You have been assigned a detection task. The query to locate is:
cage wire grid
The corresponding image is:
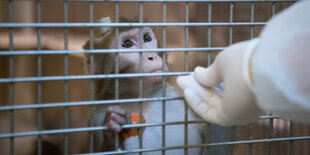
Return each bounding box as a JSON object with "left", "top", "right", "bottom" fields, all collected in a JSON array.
[{"left": 1, "top": 0, "right": 309, "bottom": 155}]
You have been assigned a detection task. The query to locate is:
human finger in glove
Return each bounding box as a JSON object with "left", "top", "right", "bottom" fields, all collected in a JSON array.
[{"left": 177, "top": 39, "right": 262, "bottom": 126}]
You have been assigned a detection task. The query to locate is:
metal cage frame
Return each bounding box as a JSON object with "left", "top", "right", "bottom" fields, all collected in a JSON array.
[{"left": 1, "top": 0, "right": 310, "bottom": 155}]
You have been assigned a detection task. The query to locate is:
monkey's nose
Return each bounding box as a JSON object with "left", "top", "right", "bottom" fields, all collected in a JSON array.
[
  {"left": 148, "top": 56, "right": 154, "bottom": 61},
  {"left": 147, "top": 55, "right": 157, "bottom": 61}
]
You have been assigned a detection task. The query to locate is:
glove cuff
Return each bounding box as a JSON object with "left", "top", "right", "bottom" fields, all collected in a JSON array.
[{"left": 243, "top": 38, "right": 260, "bottom": 92}]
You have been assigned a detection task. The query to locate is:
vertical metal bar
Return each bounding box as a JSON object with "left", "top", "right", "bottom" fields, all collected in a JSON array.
[
  {"left": 8, "top": 1, "right": 15, "bottom": 155},
  {"left": 114, "top": 2, "right": 120, "bottom": 103},
  {"left": 290, "top": 121, "right": 294, "bottom": 155},
  {"left": 229, "top": 3, "right": 233, "bottom": 45},
  {"left": 139, "top": 3, "right": 144, "bottom": 154},
  {"left": 272, "top": 2, "right": 276, "bottom": 16},
  {"left": 184, "top": 2, "right": 189, "bottom": 72},
  {"left": 269, "top": 4, "right": 276, "bottom": 155},
  {"left": 250, "top": 2, "right": 254, "bottom": 39},
  {"left": 228, "top": 3, "right": 234, "bottom": 155},
  {"left": 248, "top": 124, "right": 253, "bottom": 155},
  {"left": 269, "top": 114, "right": 274, "bottom": 155},
  {"left": 114, "top": 2, "right": 120, "bottom": 151},
  {"left": 207, "top": 3, "right": 212, "bottom": 66},
  {"left": 248, "top": 3, "right": 255, "bottom": 155},
  {"left": 89, "top": 1, "right": 95, "bottom": 153},
  {"left": 206, "top": 3, "right": 212, "bottom": 154},
  {"left": 36, "top": 0, "right": 42, "bottom": 155},
  {"left": 184, "top": 2, "right": 189, "bottom": 155},
  {"left": 161, "top": 2, "right": 167, "bottom": 155},
  {"left": 64, "top": 0, "right": 69, "bottom": 154}
]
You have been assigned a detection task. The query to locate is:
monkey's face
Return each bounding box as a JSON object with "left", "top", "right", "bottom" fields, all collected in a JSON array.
[{"left": 110, "top": 27, "right": 165, "bottom": 84}]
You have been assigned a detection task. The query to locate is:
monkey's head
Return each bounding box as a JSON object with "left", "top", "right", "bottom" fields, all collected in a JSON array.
[{"left": 83, "top": 18, "right": 168, "bottom": 98}]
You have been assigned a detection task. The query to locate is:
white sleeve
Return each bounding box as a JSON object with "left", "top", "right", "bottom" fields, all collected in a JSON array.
[{"left": 251, "top": 1, "right": 310, "bottom": 123}]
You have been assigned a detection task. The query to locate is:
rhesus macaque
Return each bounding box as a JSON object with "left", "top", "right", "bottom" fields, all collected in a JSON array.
[{"left": 83, "top": 18, "right": 204, "bottom": 154}]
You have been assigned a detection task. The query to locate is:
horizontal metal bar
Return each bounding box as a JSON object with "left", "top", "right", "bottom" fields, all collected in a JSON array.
[
  {"left": 0, "top": 22, "right": 266, "bottom": 28},
  {"left": 259, "top": 115, "right": 281, "bottom": 119},
  {"left": 0, "top": 72, "right": 190, "bottom": 83},
  {"left": 9, "top": 0, "right": 297, "bottom": 2},
  {"left": 0, "top": 47, "right": 224, "bottom": 56},
  {"left": 1, "top": 118, "right": 308, "bottom": 147},
  {"left": 0, "top": 96, "right": 184, "bottom": 110},
  {"left": 79, "top": 136, "right": 310, "bottom": 155},
  {"left": 0, "top": 120, "right": 203, "bottom": 138}
]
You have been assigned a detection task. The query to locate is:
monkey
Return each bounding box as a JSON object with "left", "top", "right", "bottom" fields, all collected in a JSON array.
[{"left": 83, "top": 18, "right": 205, "bottom": 154}]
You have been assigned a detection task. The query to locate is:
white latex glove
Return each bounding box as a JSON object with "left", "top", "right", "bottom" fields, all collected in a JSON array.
[
  {"left": 250, "top": 1, "right": 310, "bottom": 123},
  {"left": 177, "top": 39, "right": 263, "bottom": 126}
]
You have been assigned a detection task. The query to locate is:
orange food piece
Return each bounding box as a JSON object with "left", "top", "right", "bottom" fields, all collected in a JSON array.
[{"left": 121, "top": 114, "right": 146, "bottom": 139}]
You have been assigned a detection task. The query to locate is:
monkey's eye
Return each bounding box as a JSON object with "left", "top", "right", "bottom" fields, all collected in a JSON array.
[
  {"left": 122, "top": 39, "right": 133, "bottom": 48},
  {"left": 143, "top": 33, "right": 152, "bottom": 42}
]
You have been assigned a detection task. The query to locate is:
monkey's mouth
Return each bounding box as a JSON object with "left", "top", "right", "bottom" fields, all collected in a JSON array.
[{"left": 150, "top": 69, "right": 163, "bottom": 73}]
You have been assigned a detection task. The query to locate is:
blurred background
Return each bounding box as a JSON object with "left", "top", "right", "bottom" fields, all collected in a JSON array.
[{"left": 1, "top": 1, "right": 309, "bottom": 155}]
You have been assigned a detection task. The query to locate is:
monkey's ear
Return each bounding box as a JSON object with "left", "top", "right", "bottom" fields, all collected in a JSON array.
[{"left": 83, "top": 37, "right": 103, "bottom": 50}]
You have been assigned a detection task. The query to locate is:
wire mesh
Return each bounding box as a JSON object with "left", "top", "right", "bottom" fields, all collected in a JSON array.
[{"left": 1, "top": 0, "right": 309, "bottom": 155}]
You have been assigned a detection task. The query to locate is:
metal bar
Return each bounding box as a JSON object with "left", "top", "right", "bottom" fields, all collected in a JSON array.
[
  {"left": 205, "top": 3, "right": 213, "bottom": 154},
  {"left": 249, "top": 3, "right": 255, "bottom": 155},
  {"left": 64, "top": 1, "right": 69, "bottom": 154},
  {"left": 229, "top": 2, "right": 233, "bottom": 45},
  {"left": 184, "top": 2, "right": 189, "bottom": 155},
  {"left": 207, "top": 3, "right": 212, "bottom": 66},
  {"left": 269, "top": 114, "right": 274, "bottom": 155},
  {"left": 290, "top": 121, "right": 294, "bottom": 155},
  {"left": 77, "top": 136, "right": 310, "bottom": 155},
  {"left": 113, "top": 1, "right": 121, "bottom": 152},
  {"left": 114, "top": 2, "right": 120, "bottom": 105},
  {"left": 250, "top": 2, "right": 255, "bottom": 38},
  {"left": 0, "top": 120, "right": 212, "bottom": 138},
  {"left": 248, "top": 124, "right": 253, "bottom": 155},
  {"left": 272, "top": 1, "right": 276, "bottom": 16},
  {"left": 0, "top": 96, "right": 184, "bottom": 111},
  {"left": 112, "top": 2, "right": 121, "bottom": 151},
  {"left": 269, "top": 4, "right": 276, "bottom": 155},
  {"left": 9, "top": 0, "right": 297, "bottom": 2},
  {"left": 36, "top": 1, "right": 42, "bottom": 154},
  {"left": 1, "top": 130, "right": 309, "bottom": 154},
  {"left": 88, "top": 1, "right": 95, "bottom": 153},
  {"left": 138, "top": 3, "right": 144, "bottom": 154},
  {"left": 8, "top": 0, "right": 15, "bottom": 154},
  {"left": 0, "top": 72, "right": 192, "bottom": 83},
  {"left": 2, "top": 98, "right": 191, "bottom": 117},
  {"left": 3, "top": 119, "right": 308, "bottom": 143},
  {"left": 0, "top": 22, "right": 267, "bottom": 28},
  {"left": 161, "top": 2, "right": 167, "bottom": 155},
  {"left": 227, "top": 3, "right": 234, "bottom": 155},
  {"left": 0, "top": 47, "right": 225, "bottom": 56}
]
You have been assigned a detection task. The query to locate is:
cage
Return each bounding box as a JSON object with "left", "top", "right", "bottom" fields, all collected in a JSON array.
[{"left": 0, "top": 0, "right": 310, "bottom": 155}]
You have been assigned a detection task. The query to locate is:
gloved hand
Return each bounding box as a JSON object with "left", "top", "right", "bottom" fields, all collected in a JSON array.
[{"left": 177, "top": 39, "right": 263, "bottom": 126}]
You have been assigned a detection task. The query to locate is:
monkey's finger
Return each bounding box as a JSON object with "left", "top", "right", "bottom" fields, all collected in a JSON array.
[
  {"left": 110, "top": 112, "right": 128, "bottom": 125},
  {"left": 107, "top": 106, "right": 127, "bottom": 116},
  {"left": 194, "top": 65, "right": 223, "bottom": 88},
  {"left": 107, "top": 120, "right": 122, "bottom": 133},
  {"left": 184, "top": 88, "right": 222, "bottom": 124}
]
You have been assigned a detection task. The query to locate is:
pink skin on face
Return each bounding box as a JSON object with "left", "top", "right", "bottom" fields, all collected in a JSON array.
[{"left": 110, "top": 27, "right": 164, "bottom": 83}]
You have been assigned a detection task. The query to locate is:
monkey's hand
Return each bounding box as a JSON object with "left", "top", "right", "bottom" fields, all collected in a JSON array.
[
  {"left": 104, "top": 106, "right": 131, "bottom": 133},
  {"left": 177, "top": 39, "right": 263, "bottom": 126},
  {"left": 100, "top": 106, "right": 131, "bottom": 151}
]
